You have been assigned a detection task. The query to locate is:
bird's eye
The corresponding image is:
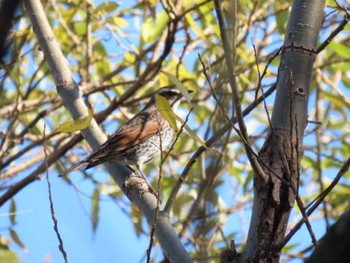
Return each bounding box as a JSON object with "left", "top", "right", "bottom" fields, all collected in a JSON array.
[{"left": 164, "top": 91, "right": 179, "bottom": 97}]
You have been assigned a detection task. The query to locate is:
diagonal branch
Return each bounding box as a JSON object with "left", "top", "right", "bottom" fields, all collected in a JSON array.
[
  {"left": 214, "top": 0, "right": 266, "bottom": 183},
  {"left": 22, "top": 0, "right": 192, "bottom": 262}
]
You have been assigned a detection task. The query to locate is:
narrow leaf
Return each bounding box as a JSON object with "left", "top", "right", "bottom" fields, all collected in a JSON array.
[
  {"left": 105, "top": 16, "right": 128, "bottom": 28},
  {"left": 160, "top": 71, "right": 192, "bottom": 103},
  {"left": 131, "top": 203, "right": 142, "bottom": 236},
  {"left": 149, "top": 0, "right": 158, "bottom": 7},
  {"left": 175, "top": 115, "right": 208, "bottom": 150},
  {"left": 113, "top": 17, "right": 128, "bottom": 28},
  {"left": 10, "top": 230, "right": 28, "bottom": 252},
  {"left": 91, "top": 189, "right": 100, "bottom": 233},
  {"left": 166, "top": 107, "right": 208, "bottom": 150},
  {"left": 141, "top": 11, "right": 169, "bottom": 44},
  {"left": 54, "top": 104, "right": 93, "bottom": 133},
  {"left": 330, "top": 42, "right": 349, "bottom": 58},
  {"left": 95, "top": 2, "right": 119, "bottom": 15},
  {"left": 155, "top": 94, "right": 178, "bottom": 132},
  {"left": 185, "top": 14, "right": 206, "bottom": 40},
  {"left": 10, "top": 199, "right": 16, "bottom": 225}
]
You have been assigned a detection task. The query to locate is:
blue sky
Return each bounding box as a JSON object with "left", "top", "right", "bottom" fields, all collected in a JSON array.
[
  {"left": 1, "top": 0, "right": 348, "bottom": 262},
  {"left": 1, "top": 172, "right": 156, "bottom": 263}
]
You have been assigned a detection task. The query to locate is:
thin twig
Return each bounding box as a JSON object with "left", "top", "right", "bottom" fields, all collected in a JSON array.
[
  {"left": 163, "top": 108, "right": 193, "bottom": 215},
  {"left": 199, "top": 54, "right": 273, "bottom": 185},
  {"left": 162, "top": 108, "right": 193, "bottom": 164},
  {"left": 294, "top": 115, "right": 317, "bottom": 247},
  {"left": 163, "top": 84, "right": 277, "bottom": 215},
  {"left": 317, "top": 1, "right": 350, "bottom": 54},
  {"left": 146, "top": 107, "right": 164, "bottom": 263},
  {"left": 49, "top": 0, "right": 80, "bottom": 46},
  {"left": 295, "top": 195, "right": 317, "bottom": 247},
  {"left": 0, "top": 133, "right": 83, "bottom": 206},
  {"left": 279, "top": 157, "right": 350, "bottom": 249},
  {"left": 176, "top": 21, "right": 190, "bottom": 79},
  {"left": 214, "top": 0, "right": 266, "bottom": 183},
  {"left": 252, "top": 39, "right": 274, "bottom": 129},
  {"left": 43, "top": 125, "right": 69, "bottom": 263},
  {"left": 315, "top": 79, "right": 329, "bottom": 229}
]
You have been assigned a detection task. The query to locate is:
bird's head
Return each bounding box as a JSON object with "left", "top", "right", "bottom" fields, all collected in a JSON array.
[{"left": 155, "top": 85, "right": 192, "bottom": 107}]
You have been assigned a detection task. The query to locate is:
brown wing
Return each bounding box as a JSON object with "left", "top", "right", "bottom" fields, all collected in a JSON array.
[
  {"left": 107, "top": 119, "right": 164, "bottom": 151},
  {"left": 85, "top": 111, "right": 165, "bottom": 168}
]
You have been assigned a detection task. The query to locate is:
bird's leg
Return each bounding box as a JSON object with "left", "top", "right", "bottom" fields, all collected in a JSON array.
[{"left": 136, "top": 165, "right": 158, "bottom": 197}]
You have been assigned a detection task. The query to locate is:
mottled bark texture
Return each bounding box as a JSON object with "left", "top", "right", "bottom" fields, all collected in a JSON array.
[{"left": 240, "top": 1, "right": 325, "bottom": 262}]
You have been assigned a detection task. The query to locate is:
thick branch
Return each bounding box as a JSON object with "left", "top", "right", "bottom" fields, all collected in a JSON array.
[
  {"left": 306, "top": 209, "right": 350, "bottom": 263},
  {"left": 23, "top": 0, "right": 191, "bottom": 261}
]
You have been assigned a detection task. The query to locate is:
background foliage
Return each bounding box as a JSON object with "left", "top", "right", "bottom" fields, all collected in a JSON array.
[{"left": 0, "top": 0, "right": 349, "bottom": 262}]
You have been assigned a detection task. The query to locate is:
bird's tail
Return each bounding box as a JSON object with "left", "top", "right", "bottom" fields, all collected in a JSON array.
[{"left": 59, "top": 160, "right": 89, "bottom": 177}]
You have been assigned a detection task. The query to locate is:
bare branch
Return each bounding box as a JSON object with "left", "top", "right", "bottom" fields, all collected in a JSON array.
[
  {"left": 214, "top": 0, "right": 265, "bottom": 183},
  {"left": 43, "top": 125, "right": 69, "bottom": 263}
]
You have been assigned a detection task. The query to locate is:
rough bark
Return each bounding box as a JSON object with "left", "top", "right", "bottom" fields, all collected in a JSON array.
[{"left": 241, "top": 0, "right": 326, "bottom": 262}]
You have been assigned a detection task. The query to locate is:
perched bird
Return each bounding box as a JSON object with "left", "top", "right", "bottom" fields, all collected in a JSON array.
[{"left": 60, "top": 86, "right": 190, "bottom": 189}]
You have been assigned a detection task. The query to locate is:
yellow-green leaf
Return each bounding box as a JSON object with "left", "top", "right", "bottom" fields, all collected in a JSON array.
[
  {"left": 10, "top": 199, "right": 16, "bottom": 225},
  {"left": 325, "top": 0, "right": 337, "bottom": 7},
  {"left": 329, "top": 42, "right": 349, "bottom": 58},
  {"left": 155, "top": 94, "right": 178, "bottom": 132},
  {"left": 95, "top": 2, "right": 119, "bottom": 15},
  {"left": 185, "top": 14, "right": 206, "bottom": 40},
  {"left": 161, "top": 71, "right": 193, "bottom": 103},
  {"left": 149, "top": 0, "right": 158, "bottom": 7},
  {"left": 10, "top": 230, "right": 28, "bottom": 253},
  {"left": 131, "top": 203, "right": 142, "bottom": 236},
  {"left": 322, "top": 91, "right": 349, "bottom": 111},
  {"left": 113, "top": 17, "right": 128, "bottom": 28},
  {"left": 0, "top": 249, "right": 21, "bottom": 263},
  {"left": 105, "top": 16, "right": 128, "bottom": 28},
  {"left": 169, "top": 111, "right": 208, "bottom": 150},
  {"left": 141, "top": 11, "right": 169, "bottom": 44},
  {"left": 158, "top": 101, "right": 208, "bottom": 150},
  {"left": 54, "top": 104, "right": 93, "bottom": 133},
  {"left": 91, "top": 189, "right": 100, "bottom": 233}
]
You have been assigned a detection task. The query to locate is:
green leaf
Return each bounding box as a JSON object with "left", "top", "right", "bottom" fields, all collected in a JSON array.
[
  {"left": 173, "top": 194, "right": 194, "bottom": 219},
  {"left": 10, "top": 199, "right": 16, "bottom": 225},
  {"left": 322, "top": 91, "right": 349, "bottom": 112},
  {"left": 141, "top": 11, "right": 169, "bottom": 44},
  {"left": 94, "top": 41, "right": 108, "bottom": 57},
  {"left": 0, "top": 249, "right": 20, "bottom": 263},
  {"left": 10, "top": 230, "right": 28, "bottom": 252},
  {"left": 73, "top": 22, "right": 86, "bottom": 36},
  {"left": 161, "top": 71, "right": 193, "bottom": 103},
  {"left": 105, "top": 16, "right": 128, "bottom": 28},
  {"left": 130, "top": 203, "right": 142, "bottom": 236},
  {"left": 155, "top": 94, "right": 178, "bottom": 132},
  {"left": 113, "top": 17, "right": 128, "bottom": 28},
  {"left": 185, "top": 14, "right": 206, "bottom": 40},
  {"left": 95, "top": 2, "right": 119, "bottom": 15},
  {"left": 176, "top": 116, "right": 208, "bottom": 149},
  {"left": 54, "top": 104, "right": 93, "bottom": 133},
  {"left": 343, "top": 77, "right": 350, "bottom": 89},
  {"left": 276, "top": 10, "right": 288, "bottom": 35},
  {"left": 91, "top": 189, "right": 100, "bottom": 233},
  {"left": 325, "top": 0, "right": 337, "bottom": 7},
  {"left": 329, "top": 42, "right": 349, "bottom": 58},
  {"left": 165, "top": 107, "right": 209, "bottom": 150}
]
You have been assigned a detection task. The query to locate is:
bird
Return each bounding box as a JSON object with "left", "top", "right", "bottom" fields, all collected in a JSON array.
[{"left": 60, "top": 85, "right": 191, "bottom": 191}]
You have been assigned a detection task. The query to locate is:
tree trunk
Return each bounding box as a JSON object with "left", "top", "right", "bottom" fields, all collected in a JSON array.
[{"left": 241, "top": 0, "right": 325, "bottom": 262}]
